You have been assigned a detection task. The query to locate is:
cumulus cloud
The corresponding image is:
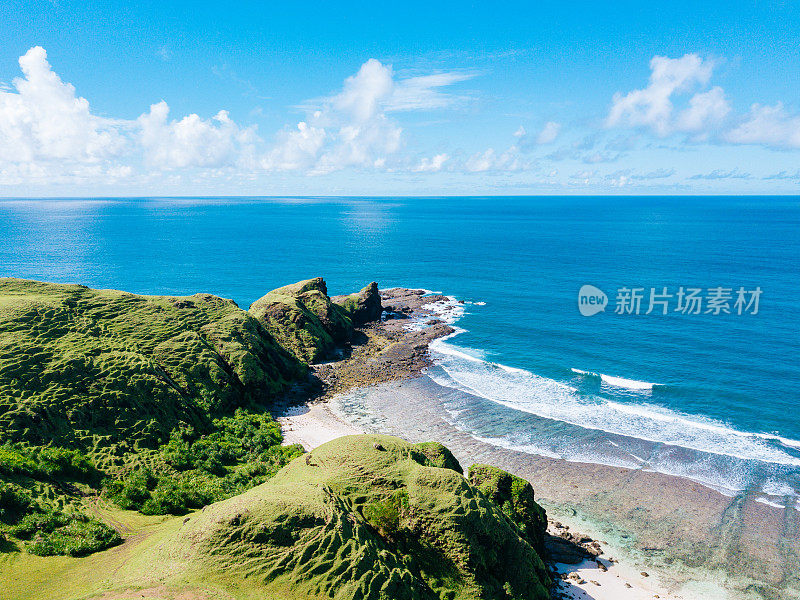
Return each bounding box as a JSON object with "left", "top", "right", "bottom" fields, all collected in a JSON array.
[
  {"left": 726, "top": 102, "right": 800, "bottom": 148},
  {"left": 138, "top": 101, "right": 257, "bottom": 169},
  {"left": 606, "top": 54, "right": 729, "bottom": 137},
  {"left": 413, "top": 153, "right": 449, "bottom": 172},
  {"left": 0, "top": 46, "right": 126, "bottom": 167},
  {"left": 265, "top": 59, "right": 472, "bottom": 174}
]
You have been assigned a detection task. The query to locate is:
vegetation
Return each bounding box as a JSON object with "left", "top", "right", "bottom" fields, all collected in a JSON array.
[
  {"left": 0, "top": 278, "right": 303, "bottom": 455},
  {"left": 249, "top": 277, "right": 354, "bottom": 363},
  {"left": 103, "top": 409, "right": 303, "bottom": 515},
  {"left": 0, "top": 277, "right": 552, "bottom": 600},
  {"left": 10, "top": 510, "right": 120, "bottom": 557},
  {"left": 0, "top": 278, "right": 323, "bottom": 556},
  {"left": 179, "top": 435, "right": 551, "bottom": 600},
  {"left": 468, "top": 464, "right": 548, "bottom": 557}
]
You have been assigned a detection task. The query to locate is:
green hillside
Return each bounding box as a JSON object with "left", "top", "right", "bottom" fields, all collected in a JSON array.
[
  {"left": 0, "top": 277, "right": 359, "bottom": 557},
  {"left": 2, "top": 435, "right": 550, "bottom": 600}
]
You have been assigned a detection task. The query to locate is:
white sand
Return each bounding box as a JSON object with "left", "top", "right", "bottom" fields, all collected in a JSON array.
[
  {"left": 554, "top": 558, "right": 684, "bottom": 600},
  {"left": 278, "top": 400, "right": 683, "bottom": 600},
  {"left": 278, "top": 401, "right": 363, "bottom": 450}
]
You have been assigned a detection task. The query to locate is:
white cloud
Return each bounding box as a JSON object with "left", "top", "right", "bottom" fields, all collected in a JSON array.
[
  {"left": 675, "top": 86, "right": 730, "bottom": 136},
  {"left": 265, "top": 59, "right": 470, "bottom": 174},
  {"left": 260, "top": 121, "right": 326, "bottom": 171},
  {"left": 536, "top": 121, "right": 561, "bottom": 144},
  {"left": 137, "top": 101, "right": 257, "bottom": 169},
  {"left": 465, "top": 147, "right": 524, "bottom": 172},
  {"left": 0, "top": 46, "right": 126, "bottom": 166},
  {"left": 726, "top": 102, "right": 800, "bottom": 149},
  {"left": 413, "top": 153, "right": 449, "bottom": 172},
  {"left": 387, "top": 72, "right": 475, "bottom": 111},
  {"left": 689, "top": 168, "right": 751, "bottom": 180},
  {"left": 606, "top": 54, "right": 728, "bottom": 137}
]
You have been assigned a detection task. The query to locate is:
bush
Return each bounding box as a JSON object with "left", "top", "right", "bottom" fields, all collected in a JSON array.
[
  {"left": 23, "top": 513, "right": 121, "bottom": 557},
  {"left": 103, "top": 468, "right": 155, "bottom": 510},
  {"left": 0, "top": 445, "right": 39, "bottom": 478},
  {"left": 10, "top": 510, "right": 71, "bottom": 538},
  {"left": 104, "top": 410, "right": 303, "bottom": 515},
  {"left": 364, "top": 489, "right": 408, "bottom": 539},
  {"left": 140, "top": 478, "right": 205, "bottom": 515},
  {"left": 36, "top": 446, "right": 96, "bottom": 481},
  {"left": 0, "top": 444, "right": 96, "bottom": 482},
  {"left": 0, "top": 482, "right": 35, "bottom": 523}
]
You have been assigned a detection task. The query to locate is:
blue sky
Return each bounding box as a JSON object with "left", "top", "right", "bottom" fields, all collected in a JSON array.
[{"left": 1, "top": 0, "right": 799, "bottom": 195}]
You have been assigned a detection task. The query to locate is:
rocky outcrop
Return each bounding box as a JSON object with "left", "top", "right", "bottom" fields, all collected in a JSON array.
[
  {"left": 332, "top": 281, "right": 382, "bottom": 326},
  {"left": 469, "top": 464, "right": 548, "bottom": 558},
  {"left": 249, "top": 277, "right": 354, "bottom": 364}
]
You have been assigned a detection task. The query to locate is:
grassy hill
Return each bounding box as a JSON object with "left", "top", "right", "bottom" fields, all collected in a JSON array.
[
  {"left": 0, "top": 277, "right": 358, "bottom": 557},
  {"left": 0, "top": 278, "right": 551, "bottom": 600},
  {"left": 2, "top": 435, "right": 550, "bottom": 600}
]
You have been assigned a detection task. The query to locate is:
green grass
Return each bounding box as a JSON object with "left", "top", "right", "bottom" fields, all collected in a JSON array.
[
  {"left": 0, "top": 278, "right": 303, "bottom": 456},
  {"left": 0, "top": 435, "right": 550, "bottom": 600},
  {"left": 0, "top": 278, "right": 325, "bottom": 557}
]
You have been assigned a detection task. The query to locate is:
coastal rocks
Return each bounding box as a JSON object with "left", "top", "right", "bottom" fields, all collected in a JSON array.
[
  {"left": 544, "top": 520, "right": 602, "bottom": 564},
  {"left": 469, "top": 464, "right": 548, "bottom": 557},
  {"left": 310, "top": 287, "right": 456, "bottom": 398},
  {"left": 249, "top": 277, "right": 355, "bottom": 364},
  {"left": 332, "top": 281, "right": 382, "bottom": 326}
]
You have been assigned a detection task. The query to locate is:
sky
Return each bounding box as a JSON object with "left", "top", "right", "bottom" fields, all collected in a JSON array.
[{"left": 1, "top": 0, "right": 800, "bottom": 196}]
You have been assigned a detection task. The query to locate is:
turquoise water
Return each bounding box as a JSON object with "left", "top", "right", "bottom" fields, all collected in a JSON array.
[{"left": 2, "top": 196, "right": 799, "bottom": 501}]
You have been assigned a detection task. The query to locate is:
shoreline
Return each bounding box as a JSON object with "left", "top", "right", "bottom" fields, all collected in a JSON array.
[{"left": 276, "top": 287, "right": 799, "bottom": 600}]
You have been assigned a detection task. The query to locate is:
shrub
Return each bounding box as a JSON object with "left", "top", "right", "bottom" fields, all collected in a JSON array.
[
  {"left": 10, "top": 510, "right": 71, "bottom": 538},
  {"left": 22, "top": 512, "right": 121, "bottom": 557},
  {"left": 103, "top": 468, "right": 155, "bottom": 510},
  {"left": 140, "top": 478, "right": 204, "bottom": 515},
  {"left": 364, "top": 489, "right": 408, "bottom": 539},
  {"left": 0, "top": 483, "right": 35, "bottom": 523},
  {"left": 105, "top": 411, "right": 303, "bottom": 515},
  {"left": 36, "top": 446, "right": 96, "bottom": 481},
  {"left": 0, "top": 445, "right": 39, "bottom": 478}
]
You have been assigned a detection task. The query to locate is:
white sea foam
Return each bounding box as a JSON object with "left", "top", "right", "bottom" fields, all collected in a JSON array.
[
  {"left": 428, "top": 340, "right": 800, "bottom": 470},
  {"left": 473, "top": 435, "right": 563, "bottom": 459},
  {"left": 571, "top": 367, "right": 659, "bottom": 390},
  {"left": 761, "top": 478, "right": 797, "bottom": 497},
  {"left": 755, "top": 497, "right": 787, "bottom": 510}
]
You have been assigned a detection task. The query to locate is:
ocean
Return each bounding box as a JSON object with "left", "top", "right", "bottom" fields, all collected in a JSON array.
[{"left": 2, "top": 195, "right": 799, "bottom": 504}]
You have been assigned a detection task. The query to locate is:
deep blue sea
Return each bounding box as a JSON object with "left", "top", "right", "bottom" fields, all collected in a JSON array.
[{"left": 2, "top": 196, "right": 799, "bottom": 502}]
